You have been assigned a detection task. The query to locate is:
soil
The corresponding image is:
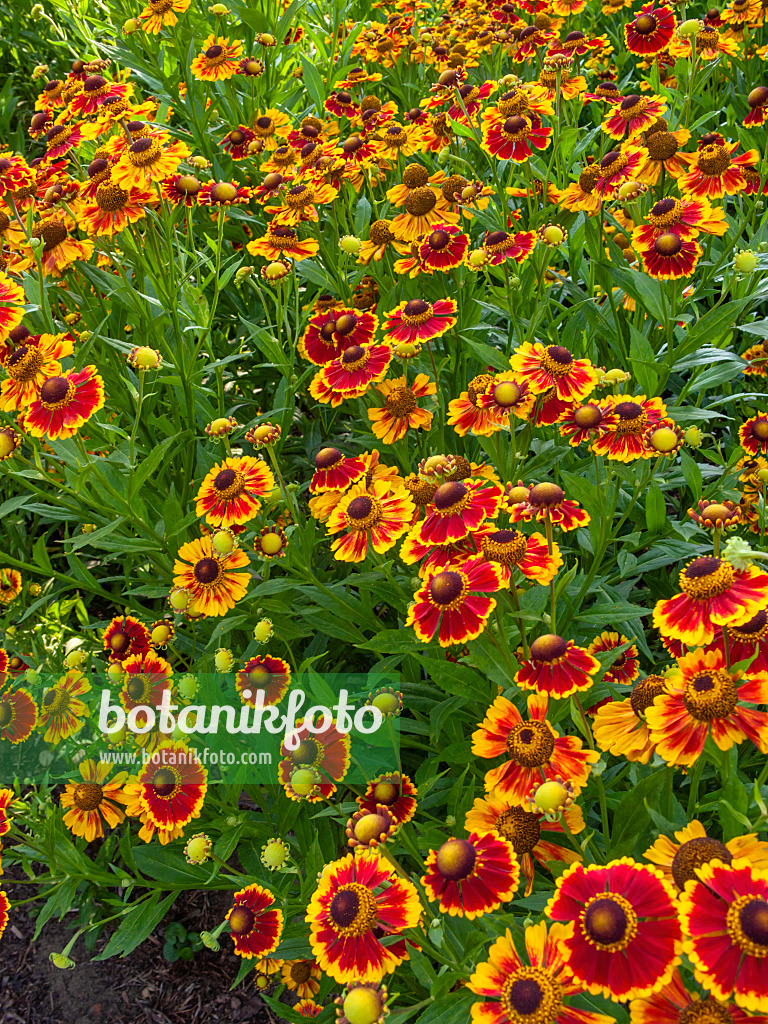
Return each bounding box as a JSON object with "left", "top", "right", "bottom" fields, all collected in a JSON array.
[{"left": 0, "top": 869, "right": 275, "bottom": 1024}]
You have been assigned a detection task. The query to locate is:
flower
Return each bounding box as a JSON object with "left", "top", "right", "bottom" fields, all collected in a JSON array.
[
  {"left": 0, "top": 275, "right": 27, "bottom": 343},
  {"left": 60, "top": 760, "right": 128, "bottom": 842},
  {"left": 679, "top": 140, "right": 757, "bottom": 199},
  {"left": 406, "top": 555, "right": 506, "bottom": 647},
  {"left": 310, "top": 448, "right": 368, "bottom": 494},
  {"left": 191, "top": 34, "right": 243, "bottom": 80},
  {"left": 591, "top": 395, "right": 666, "bottom": 462},
  {"left": 588, "top": 632, "right": 640, "bottom": 685},
  {"left": 113, "top": 133, "right": 191, "bottom": 190},
  {"left": 516, "top": 634, "right": 601, "bottom": 699},
  {"left": 645, "top": 647, "right": 768, "bottom": 766},
  {"left": 306, "top": 849, "right": 422, "bottom": 983},
  {"left": 625, "top": 4, "right": 677, "bottom": 54},
  {"left": 645, "top": 820, "right": 768, "bottom": 891},
  {"left": 172, "top": 536, "right": 250, "bottom": 617},
  {"left": 0, "top": 687, "right": 38, "bottom": 743},
  {"left": 481, "top": 529, "right": 562, "bottom": 585},
  {"left": 38, "top": 671, "right": 91, "bottom": 744},
  {"left": 236, "top": 655, "right": 291, "bottom": 707},
  {"left": 629, "top": 970, "right": 768, "bottom": 1024},
  {"left": 0, "top": 331, "right": 75, "bottom": 412},
  {"left": 409, "top": 478, "right": 505, "bottom": 547},
  {"left": 282, "top": 960, "right": 322, "bottom": 997},
  {"left": 739, "top": 415, "right": 768, "bottom": 456},
  {"left": 637, "top": 231, "right": 702, "bottom": 279},
  {"left": 468, "top": 922, "right": 616, "bottom": 1024},
  {"left": 653, "top": 555, "right": 768, "bottom": 647},
  {"left": 481, "top": 111, "right": 553, "bottom": 162},
  {"left": 248, "top": 223, "right": 320, "bottom": 263},
  {"left": 314, "top": 343, "right": 393, "bottom": 404},
  {"left": 422, "top": 833, "right": 520, "bottom": 918},
  {"left": 23, "top": 367, "right": 105, "bottom": 441},
  {"left": 508, "top": 482, "right": 591, "bottom": 532},
  {"left": 367, "top": 374, "right": 435, "bottom": 444},
  {"left": 465, "top": 793, "right": 584, "bottom": 895},
  {"left": 602, "top": 93, "right": 667, "bottom": 140},
  {"left": 680, "top": 860, "right": 768, "bottom": 1012},
  {"left": 278, "top": 716, "right": 351, "bottom": 803},
  {"left": 0, "top": 569, "right": 21, "bottom": 604},
  {"left": 227, "top": 884, "right": 283, "bottom": 958},
  {"left": 509, "top": 343, "right": 599, "bottom": 403},
  {"left": 592, "top": 676, "right": 665, "bottom": 764},
  {"left": 357, "top": 773, "right": 418, "bottom": 825},
  {"left": 195, "top": 456, "right": 275, "bottom": 528},
  {"left": 546, "top": 859, "right": 681, "bottom": 1000},
  {"left": 139, "top": 0, "right": 191, "bottom": 33},
  {"left": 481, "top": 229, "right": 538, "bottom": 266},
  {"left": 119, "top": 652, "right": 173, "bottom": 723},
  {"left": 472, "top": 692, "right": 600, "bottom": 803},
  {"left": 417, "top": 224, "right": 469, "bottom": 271},
  {"left": 103, "top": 615, "right": 152, "bottom": 663},
  {"left": 326, "top": 480, "right": 414, "bottom": 563},
  {"left": 136, "top": 741, "right": 207, "bottom": 831},
  {"left": 382, "top": 298, "right": 457, "bottom": 345}
]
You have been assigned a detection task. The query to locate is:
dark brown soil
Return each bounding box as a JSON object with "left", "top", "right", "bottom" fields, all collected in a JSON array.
[{"left": 0, "top": 871, "right": 274, "bottom": 1024}]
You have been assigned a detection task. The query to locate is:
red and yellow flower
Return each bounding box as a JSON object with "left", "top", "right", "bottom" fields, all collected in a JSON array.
[
  {"left": 653, "top": 555, "right": 768, "bottom": 647},
  {"left": 422, "top": 832, "right": 520, "bottom": 918},
  {"left": 306, "top": 850, "right": 421, "bottom": 983},
  {"left": 326, "top": 479, "right": 414, "bottom": 562},
  {"left": 508, "top": 482, "right": 591, "bottom": 532},
  {"left": 481, "top": 529, "right": 562, "bottom": 586},
  {"left": 591, "top": 395, "right": 666, "bottom": 462},
  {"left": 60, "top": 760, "right": 129, "bottom": 842},
  {"left": 136, "top": 741, "right": 207, "bottom": 831},
  {"left": 472, "top": 692, "right": 600, "bottom": 803},
  {"left": 646, "top": 647, "right": 768, "bottom": 766},
  {"left": 468, "top": 921, "right": 616, "bottom": 1024},
  {"left": 190, "top": 35, "right": 243, "bottom": 81},
  {"left": 546, "top": 859, "right": 681, "bottom": 1000},
  {"left": 406, "top": 555, "right": 506, "bottom": 647},
  {"left": 195, "top": 456, "right": 275, "bottom": 528},
  {"left": 602, "top": 93, "right": 667, "bottom": 140},
  {"left": 382, "top": 298, "right": 457, "bottom": 345},
  {"left": 278, "top": 716, "right": 351, "bottom": 803},
  {"left": 679, "top": 860, "right": 768, "bottom": 1012},
  {"left": 645, "top": 819, "right": 768, "bottom": 891},
  {"left": 357, "top": 773, "right": 418, "bottom": 825},
  {"left": 0, "top": 687, "right": 38, "bottom": 743},
  {"left": 368, "top": 374, "right": 435, "bottom": 444},
  {"left": 516, "top": 634, "right": 601, "bottom": 699},
  {"left": 588, "top": 632, "right": 640, "bottom": 685},
  {"left": 172, "top": 536, "right": 250, "bottom": 617},
  {"left": 739, "top": 415, "right": 768, "bottom": 456},
  {"left": 509, "top": 343, "right": 599, "bottom": 403},
  {"left": 481, "top": 111, "right": 553, "bottom": 162},
  {"left": 236, "top": 655, "right": 291, "bottom": 707},
  {"left": 227, "top": 884, "right": 283, "bottom": 959},
  {"left": 38, "top": 670, "right": 91, "bottom": 744},
  {"left": 625, "top": 3, "right": 676, "bottom": 53}
]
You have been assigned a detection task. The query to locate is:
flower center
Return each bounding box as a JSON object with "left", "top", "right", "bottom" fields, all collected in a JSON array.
[
  {"left": 654, "top": 232, "right": 683, "bottom": 257},
  {"left": 385, "top": 386, "right": 417, "bottom": 417},
  {"left": 629, "top": 674, "right": 666, "bottom": 715},
  {"left": 40, "top": 376, "right": 75, "bottom": 409},
  {"left": 427, "top": 229, "right": 451, "bottom": 251},
  {"left": 435, "top": 838, "right": 476, "bottom": 880},
  {"left": 428, "top": 570, "right": 469, "bottom": 608},
  {"left": 751, "top": 418, "right": 768, "bottom": 442},
  {"left": 269, "top": 226, "right": 299, "bottom": 249},
  {"left": 484, "top": 230, "right": 511, "bottom": 253},
  {"left": 683, "top": 670, "right": 738, "bottom": 721},
  {"left": 74, "top": 782, "right": 104, "bottom": 811},
  {"left": 647, "top": 132, "right": 679, "bottom": 161},
  {"left": 579, "top": 166, "right": 602, "bottom": 192},
  {"left": 730, "top": 609, "right": 768, "bottom": 642},
  {"left": 403, "top": 164, "right": 430, "bottom": 188},
  {"left": 671, "top": 836, "right": 733, "bottom": 888},
  {"left": 573, "top": 404, "right": 603, "bottom": 429},
  {"left": 467, "top": 373, "right": 496, "bottom": 405},
  {"left": 649, "top": 198, "right": 683, "bottom": 227},
  {"left": 6, "top": 345, "right": 45, "bottom": 382},
  {"left": 315, "top": 446, "right": 342, "bottom": 469},
  {"left": 127, "top": 137, "right": 162, "bottom": 167},
  {"left": 698, "top": 145, "right": 730, "bottom": 176},
  {"left": 581, "top": 894, "right": 637, "bottom": 950},
  {"left": 43, "top": 687, "right": 71, "bottom": 714},
  {"left": 679, "top": 1000, "right": 736, "bottom": 1024},
  {"left": 506, "top": 720, "right": 556, "bottom": 767},
  {"left": 193, "top": 557, "right": 223, "bottom": 586},
  {"left": 96, "top": 183, "right": 130, "bottom": 212},
  {"left": 634, "top": 13, "right": 657, "bottom": 32},
  {"left": 33, "top": 219, "right": 68, "bottom": 251},
  {"left": 213, "top": 467, "right": 245, "bottom": 499},
  {"left": 613, "top": 401, "right": 647, "bottom": 434},
  {"left": 502, "top": 115, "right": 532, "bottom": 140},
  {"left": 495, "top": 806, "right": 542, "bottom": 854},
  {"left": 619, "top": 94, "right": 647, "bottom": 119},
  {"left": 290, "top": 961, "right": 312, "bottom": 983},
  {"left": 229, "top": 905, "right": 255, "bottom": 936},
  {"left": 401, "top": 299, "right": 433, "bottom": 325},
  {"left": 492, "top": 381, "right": 523, "bottom": 408},
  {"left": 727, "top": 896, "right": 768, "bottom": 957},
  {"left": 370, "top": 219, "right": 395, "bottom": 245},
  {"left": 481, "top": 529, "right": 528, "bottom": 566},
  {"left": 126, "top": 674, "right": 152, "bottom": 702},
  {"left": 432, "top": 480, "right": 469, "bottom": 515},
  {"left": 528, "top": 482, "right": 565, "bottom": 506},
  {"left": 285, "top": 183, "right": 315, "bottom": 208},
  {"left": 340, "top": 345, "right": 369, "bottom": 372},
  {"left": 346, "top": 494, "right": 383, "bottom": 529},
  {"left": 328, "top": 883, "right": 378, "bottom": 935},
  {"left": 599, "top": 151, "right": 628, "bottom": 177},
  {"left": 404, "top": 186, "right": 438, "bottom": 216},
  {"left": 749, "top": 86, "right": 768, "bottom": 108},
  {"left": 678, "top": 556, "right": 735, "bottom": 599},
  {"left": 501, "top": 968, "right": 563, "bottom": 1024},
  {"left": 529, "top": 634, "right": 569, "bottom": 663},
  {"left": 151, "top": 767, "right": 179, "bottom": 798}
]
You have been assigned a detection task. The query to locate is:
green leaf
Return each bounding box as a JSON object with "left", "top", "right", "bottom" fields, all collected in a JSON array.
[
  {"left": 413, "top": 988, "right": 475, "bottom": 1024},
  {"left": 645, "top": 481, "right": 666, "bottom": 535},
  {"left": 92, "top": 892, "right": 177, "bottom": 960}
]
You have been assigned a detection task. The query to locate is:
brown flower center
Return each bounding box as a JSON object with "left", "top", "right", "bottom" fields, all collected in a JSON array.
[
  {"left": 646, "top": 131, "right": 679, "bottom": 161},
  {"left": 495, "top": 806, "right": 541, "bottom": 854},
  {"left": 581, "top": 894, "right": 637, "bottom": 950},
  {"left": 726, "top": 896, "right": 768, "bottom": 957},
  {"left": 634, "top": 13, "right": 657, "bottom": 32},
  {"left": 40, "top": 376, "right": 75, "bottom": 408},
  {"left": 6, "top": 345, "right": 45, "bottom": 382},
  {"left": 671, "top": 836, "right": 732, "bottom": 888},
  {"left": 698, "top": 145, "right": 730, "bottom": 176},
  {"left": 385, "top": 386, "right": 417, "bottom": 417},
  {"left": 683, "top": 670, "right": 738, "bottom": 721},
  {"left": 404, "top": 186, "right": 438, "bottom": 217},
  {"left": 429, "top": 569, "right": 469, "bottom": 607},
  {"left": 629, "top": 674, "right": 666, "bottom": 715},
  {"left": 678, "top": 556, "right": 735, "bottom": 599},
  {"left": 74, "top": 781, "right": 104, "bottom": 811},
  {"left": 193, "top": 557, "right": 223, "bottom": 586},
  {"left": 529, "top": 634, "right": 569, "bottom": 662},
  {"left": 328, "top": 883, "right": 378, "bottom": 935},
  {"left": 436, "top": 838, "right": 476, "bottom": 880},
  {"left": 506, "top": 720, "right": 555, "bottom": 767}
]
